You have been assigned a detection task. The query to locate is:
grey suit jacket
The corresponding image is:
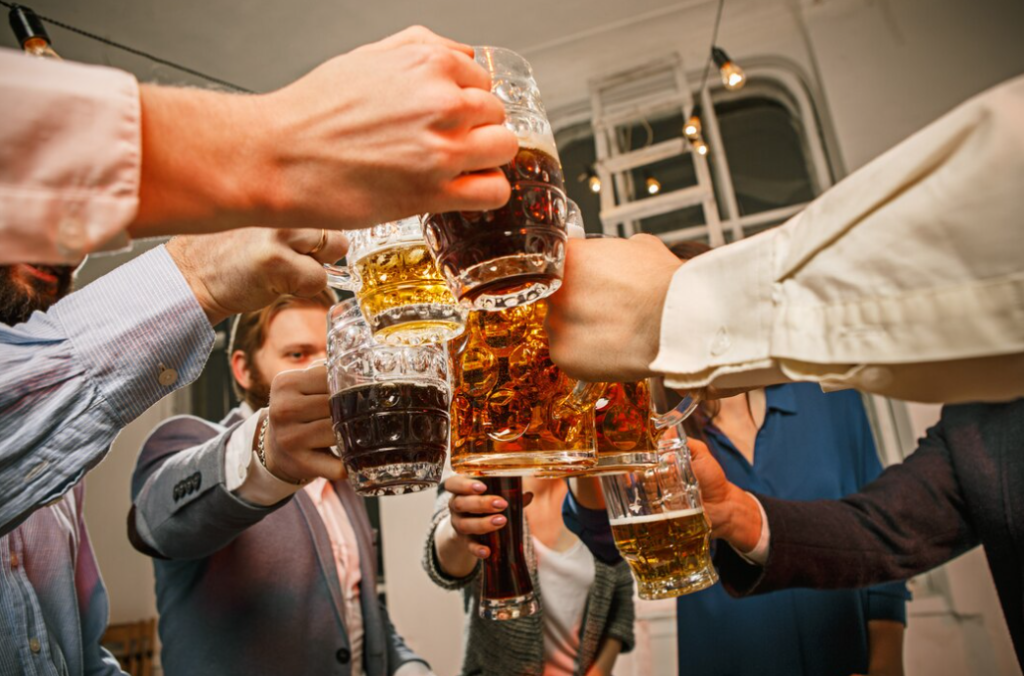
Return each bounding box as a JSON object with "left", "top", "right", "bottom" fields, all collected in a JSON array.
[
  {"left": 128, "top": 408, "right": 426, "bottom": 676},
  {"left": 716, "top": 399, "right": 1024, "bottom": 664}
]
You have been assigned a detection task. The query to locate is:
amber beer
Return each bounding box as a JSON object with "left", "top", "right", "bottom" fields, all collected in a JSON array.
[
  {"left": 354, "top": 242, "right": 464, "bottom": 342},
  {"left": 591, "top": 380, "right": 661, "bottom": 473},
  {"left": 449, "top": 301, "right": 597, "bottom": 476},
  {"left": 475, "top": 477, "right": 538, "bottom": 620},
  {"left": 609, "top": 507, "right": 718, "bottom": 599}
]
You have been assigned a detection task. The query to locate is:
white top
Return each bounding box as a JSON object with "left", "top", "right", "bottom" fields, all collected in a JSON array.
[
  {"left": 533, "top": 535, "right": 596, "bottom": 676},
  {"left": 650, "top": 74, "right": 1024, "bottom": 404}
]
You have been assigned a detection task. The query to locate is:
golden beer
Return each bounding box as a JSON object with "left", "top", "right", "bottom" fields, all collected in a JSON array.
[
  {"left": 609, "top": 507, "right": 718, "bottom": 599},
  {"left": 325, "top": 218, "right": 467, "bottom": 346},
  {"left": 449, "top": 301, "right": 597, "bottom": 475},
  {"left": 354, "top": 243, "right": 464, "bottom": 343}
]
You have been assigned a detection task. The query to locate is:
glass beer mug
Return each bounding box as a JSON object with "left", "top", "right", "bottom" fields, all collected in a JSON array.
[
  {"left": 423, "top": 46, "right": 568, "bottom": 311},
  {"left": 325, "top": 218, "right": 467, "bottom": 345},
  {"left": 327, "top": 299, "right": 451, "bottom": 496},
  {"left": 601, "top": 432, "right": 718, "bottom": 599}
]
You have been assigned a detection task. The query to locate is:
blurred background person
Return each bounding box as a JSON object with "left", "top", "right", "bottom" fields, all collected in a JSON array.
[
  {"left": 128, "top": 291, "right": 433, "bottom": 676},
  {"left": 425, "top": 475, "right": 634, "bottom": 676}
]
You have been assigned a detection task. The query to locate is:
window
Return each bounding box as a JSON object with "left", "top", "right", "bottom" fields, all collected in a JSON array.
[{"left": 557, "top": 64, "right": 834, "bottom": 245}]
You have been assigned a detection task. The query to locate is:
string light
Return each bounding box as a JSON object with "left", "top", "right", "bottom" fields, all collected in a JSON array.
[
  {"left": 579, "top": 167, "right": 602, "bottom": 194},
  {"left": 692, "top": 139, "right": 709, "bottom": 156},
  {"left": 644, "top": 173, "right": 662, "bottom": 195},
  {"left": 683, "top": 104, "right": 702, "bottom": 141},
  {"left": 712, "top": 46, "right": 746, "bottom": 90}
]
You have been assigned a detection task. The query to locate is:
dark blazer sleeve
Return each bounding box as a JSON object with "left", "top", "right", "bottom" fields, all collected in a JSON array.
[
  {"left": 717, "top": 411, "right": 979, "bottom": 597},
  {"left": 603, "top": 562, "right": 636, "bottom": 654},
  {"left": 129, "top": 415, "right": 290, "bottom": 560}
]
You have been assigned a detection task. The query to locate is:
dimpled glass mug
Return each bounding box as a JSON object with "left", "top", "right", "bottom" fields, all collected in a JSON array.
[
  {"left": 327, "top": 299, "right": 451, "bottom": 496},
  {"left": 325, "top": 218, "right": 467, "bottom": 345},
  {"left": 602, "top": 433, "right": 718, "bottom": 599},
  {"left": 446, "top": 201, "right": 595, "bottom": 476},
  {"left": 423, "top": 46, "right": 568, "bottom": 311}
]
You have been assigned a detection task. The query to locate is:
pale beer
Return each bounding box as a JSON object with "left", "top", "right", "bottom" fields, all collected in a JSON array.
[{"left": 609, "top": 507, "right": 718, "bottom": 599}]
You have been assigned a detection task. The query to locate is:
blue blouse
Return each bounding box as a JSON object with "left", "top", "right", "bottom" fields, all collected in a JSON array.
[{"left": 565, "top": 383, "right": 909, "bottom": 676}]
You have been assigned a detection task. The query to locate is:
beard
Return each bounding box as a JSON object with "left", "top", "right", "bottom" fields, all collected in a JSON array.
[
  {"left": 243, "top": 366, "right": 272, "bottom": 410},
  {"left": 0, "top": 264, "right": 75, "bottom": 325}
]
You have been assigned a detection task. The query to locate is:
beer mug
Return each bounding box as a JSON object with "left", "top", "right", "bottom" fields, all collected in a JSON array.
[
  {"left": 474, "top": 476, "right": 539, "bottom": 620},
  {"left": 448, "top": 299, "right": 597, "bottom": 476},
  {"left": 601, "top": 434, "right": 718, "bottom": 599},
  {"left": 327, "top": 299, "right": 451, "bottom": 496},
  {"left": 423, "top": 46, "right": 568, "bottom": 311},
  {"left": 325, "top": 218, "right": 468, "bottom": 345}
]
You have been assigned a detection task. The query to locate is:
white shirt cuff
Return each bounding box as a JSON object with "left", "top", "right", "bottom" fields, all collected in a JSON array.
[
  {"left": 651, "top": 227, "right": 779, "bottom": 390},
  {"left": 223, "top": 408, "right": 300, "bottom": 506},
  {"left": 734, "top": 491, "right": 770, "bottom": 566}
]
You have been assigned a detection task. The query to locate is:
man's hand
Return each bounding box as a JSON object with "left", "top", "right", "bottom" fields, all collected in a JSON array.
[
  {"left": 135, "top": 27, "right": 517, "bottom": 237},
  {"left": 166, "top": 227, "right": 347, "bottom": 325},
  {"left": 263, "top": 363, "right": 345, "bottom": 484},
  {"left": 546, "top": 235, "right": 683, "bottom": 382},
  {"left": 688, "top": 438, "right": 762, "bottom": 552}
]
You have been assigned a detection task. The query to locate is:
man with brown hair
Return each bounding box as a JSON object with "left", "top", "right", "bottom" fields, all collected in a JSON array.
[{"left": 128, "top": 292, "right": 433, "bottom": 676}]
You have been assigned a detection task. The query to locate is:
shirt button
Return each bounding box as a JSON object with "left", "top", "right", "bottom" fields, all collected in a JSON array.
[
  {"left": 771, "top": 284, "right": 783, "bottom": 304},
  {"left": 10, "top": 554, "right": 19, "bottom": 568},
  {"left": 56, "top": 212, "right": 87, "bottom": 259},
  {"left": 336, "top": 647, "right": 351, "bottom": 664},
  {"left": 237, "top": 463, "right": 247, "bottom": 480},
  {"left": 29, "top": 638, "right": 41, "bottom": 653},
  {"left": 710, "top": 327, "right": 731, "bottom": 356},
  {"left": 158, "top": 366, "right": 179, "bottom": 387}
]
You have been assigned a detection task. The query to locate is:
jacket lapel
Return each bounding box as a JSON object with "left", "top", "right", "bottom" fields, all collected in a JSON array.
[
  {"left": 294, "top": 489, "right": 350, "bottom": 640},
  {"left": 333, "top": 480, "right": 387, "bottom": 672}
]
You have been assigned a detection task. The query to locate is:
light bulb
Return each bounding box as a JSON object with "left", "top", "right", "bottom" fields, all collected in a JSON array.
[
  {"left": 712, "top": 46, "right": 746, "bottom": 91},
  {"left": 588, "top": 174, "right": 602, "bottom": 193},
  {"left": 720, "top": 61, "right": 746, "bottom": 90},
  {"left": 693, "top": 139, "right": 709, "bottom": 156},
  {"left": 645, "top": 175, "right": 661, "bottom": 195},
  {"left": 684, "top": 115, "right": 702, "bottom": 141}
]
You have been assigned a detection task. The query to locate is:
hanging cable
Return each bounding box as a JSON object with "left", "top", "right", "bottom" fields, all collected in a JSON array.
[{"left": 2, "top": 1, "right": 253, "bottom": 92}]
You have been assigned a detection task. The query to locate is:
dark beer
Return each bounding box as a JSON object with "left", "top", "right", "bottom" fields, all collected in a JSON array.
[
  {"left": 424, "top": 146, "right": 568, "bottom": 309},
  {"left": 330, "top": 381, "right": 449, "bottom": 496},
  {"left": 475, "top": 476, "right": 538, "bottom": 620}
]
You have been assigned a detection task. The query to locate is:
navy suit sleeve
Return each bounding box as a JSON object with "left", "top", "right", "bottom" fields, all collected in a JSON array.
[
  {"left": 850, "top": 395, "right": 911, "bottom": 624},
  {"left": 562, "top": 487, "right": 622, "bottom": 565},
  {"left": 717, "top": 409, "right": 978, "bottom": 598}
]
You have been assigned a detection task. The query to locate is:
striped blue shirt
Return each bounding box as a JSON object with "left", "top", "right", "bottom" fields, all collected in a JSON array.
[
  {"left": 0, "top": 245, "right": 214, "bottom": 535},
  {"left": 0, "top": 245, "right": 214, "bottom": 675}
]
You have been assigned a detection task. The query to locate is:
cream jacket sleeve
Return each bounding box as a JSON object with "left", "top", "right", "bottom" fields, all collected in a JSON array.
[
  {"left": 651, "top": 75, "right": 1024, "bottom": 404},
  {"left": 0, "top": 48, "right": 140, "bottom": 263}
]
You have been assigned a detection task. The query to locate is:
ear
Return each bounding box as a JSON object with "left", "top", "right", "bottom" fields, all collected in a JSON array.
[{"left": 230, "top": 351, "right": 253, "bottom": 391}]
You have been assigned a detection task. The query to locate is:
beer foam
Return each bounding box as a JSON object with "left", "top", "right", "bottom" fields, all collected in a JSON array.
[
  {"left": 609, "top": 507, "right": 704, "bottom": 526},
  {"left": 520, "top": 135, "right": 560, "bottom": 163}
]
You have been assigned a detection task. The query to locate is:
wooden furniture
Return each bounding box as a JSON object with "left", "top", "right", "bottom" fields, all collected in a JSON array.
[{"left": 101, "top": 618, "right": 156, "bottom": 676}]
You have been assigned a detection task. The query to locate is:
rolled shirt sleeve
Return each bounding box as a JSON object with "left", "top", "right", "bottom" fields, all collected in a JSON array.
[
  {"left": 0, "top": 245, "right": 214, "bottom": 534},
  {"left": 652, "top": 75, "right": 1024, "bottom": 403},
  {"left": 0, "top": 48, "right": 140, "bottom": 263}
]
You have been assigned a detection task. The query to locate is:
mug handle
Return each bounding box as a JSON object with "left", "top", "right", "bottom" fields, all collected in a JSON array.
[
  {"left": 553, "top": 380, "right": 608, "bottom": 419},
  {"left": 323, "top": 263, "right": 361, "bottom": 291},
  {"left": 650, "top": 392, "right": 700, "bottom": 430}
]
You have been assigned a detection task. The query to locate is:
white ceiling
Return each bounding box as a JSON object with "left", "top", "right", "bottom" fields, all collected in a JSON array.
[{"left": 0, "top": 0, "right": 729, "bottom": 93}]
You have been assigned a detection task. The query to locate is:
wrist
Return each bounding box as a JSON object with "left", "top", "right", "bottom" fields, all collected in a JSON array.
[
  {"left": 164, "top": 238, "right": 230, "bottom": 325},
  {"left": 719, "top": 484, "right": 763, "bottom": 553},
  {"left": 134, "top": 85, "right": 266, "bottom": 237}
]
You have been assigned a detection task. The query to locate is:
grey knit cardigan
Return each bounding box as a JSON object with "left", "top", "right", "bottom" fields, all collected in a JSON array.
[{"left": 423, "top": 489, "right": 636, "bottom": 676}]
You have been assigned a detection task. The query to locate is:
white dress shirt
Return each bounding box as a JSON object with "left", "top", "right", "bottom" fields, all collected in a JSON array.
[
  {"left": 0, "top": 49, "right": 138, "bottom": 263},
  {"left": 652, "top": 75, "right": 1024, "bottom": 404}
]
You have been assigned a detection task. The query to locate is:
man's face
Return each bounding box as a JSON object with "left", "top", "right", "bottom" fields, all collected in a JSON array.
[
  {"left": 241, "top": 305, "right": 329, "bottom": 409},
  {"left": 0, "top": 263, "right": 75, "bottom": 325}
]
